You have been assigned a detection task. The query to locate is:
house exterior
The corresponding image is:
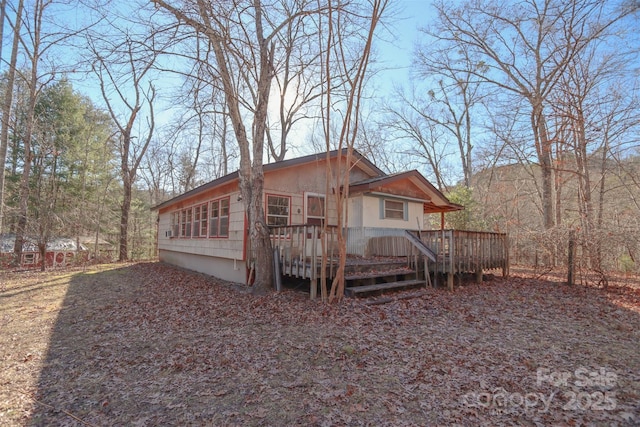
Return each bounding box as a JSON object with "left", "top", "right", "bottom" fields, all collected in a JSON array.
[{"left": 152, "top": 149, "right": 463, "bottom": 284}]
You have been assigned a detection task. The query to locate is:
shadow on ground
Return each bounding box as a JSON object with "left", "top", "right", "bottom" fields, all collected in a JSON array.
[{"left": 26, "top": 262, "right": 640, "bottom": 426}]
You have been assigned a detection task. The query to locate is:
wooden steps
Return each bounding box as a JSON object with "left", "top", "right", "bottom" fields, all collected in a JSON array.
[
  {"left": 345, "top": 279, "right": 425, "bottom": 297},
  {"left": 343, "top": 257, "right": 425, "bottom": 297},
  {"left": 344, "top": 267, "right": 414, "bottom": 281}
]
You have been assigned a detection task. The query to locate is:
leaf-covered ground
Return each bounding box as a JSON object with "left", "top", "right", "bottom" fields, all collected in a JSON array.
[{"left": 1, "top": 262, "right": 639, "bottom": 426}]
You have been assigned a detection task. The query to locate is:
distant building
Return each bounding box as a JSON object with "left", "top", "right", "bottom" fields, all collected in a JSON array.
[{"left": 0, "top": 234, "right": 89, "bottom": 269}]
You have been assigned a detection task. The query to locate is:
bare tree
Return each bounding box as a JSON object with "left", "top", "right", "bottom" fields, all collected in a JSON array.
[
  {"left": 171, "top": 74, "right": 236, "bottom": 188},
  {"left": 320, "top": 0, "right": 390, "bottom": 302},
  {"left": 152, "top": 0, "right": 331, "bottom": 293},
  {"left": 411, "top": 42, "right": 487, "bottom": 188},
  {"left": 89, "top": 32, "right": 158, "bottom": 261},
  {"left": 384, "top": 86, "right": 455, "bottom": 192},
  {"left": 427, "top": 0, "right": 637, "bottom": 231},
  {"left": 266, "top": 8, "right": 326, "bottom": 161}
]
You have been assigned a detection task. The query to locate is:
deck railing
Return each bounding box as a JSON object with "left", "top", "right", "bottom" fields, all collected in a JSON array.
[
  {"left": 415, "top": 229, "right": 509, "bottom": 278},
  {"left": 270, "top": 225, "right": 509, "bottom": 294},
  {"left": 270, "top": 224, "right": 340, "bottom": 298}
]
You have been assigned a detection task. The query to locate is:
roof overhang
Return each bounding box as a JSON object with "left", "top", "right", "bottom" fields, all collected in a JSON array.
[
  {"left": 151, "top": 148, "right": 385, "bottom": 212},
  {"left": 349, "top": 170, "right": 463, "bottom": 214}
]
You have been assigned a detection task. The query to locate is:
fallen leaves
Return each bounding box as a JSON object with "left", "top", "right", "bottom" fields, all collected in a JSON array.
[{"left": 0, "top": 262, "right": 639, "bottom": 425}]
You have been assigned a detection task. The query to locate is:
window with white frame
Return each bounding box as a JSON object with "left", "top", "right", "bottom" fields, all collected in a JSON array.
[
  {"left": 219, "top": 198, "right": 229, "bottom": 236},
  {"left": 180, "top": 209, "right": 188, "bottom": 237},
  {"left": 383, "top": 199, "right": 406, "bottom": 220},
  {"left": 193, "top": 205, "right": 201, "bottom": 237},
  {"left": 186, "top": 208, "right": 193, "bottom": 236},
  {"left": 200, "top": 203, "right": 208, "bottom": 236},
  {"left": 209, "top": 197, "right": 230, "bottom": 237},
  {"left": 192, "top": 204, "right": 208, "bottom": 237},
  {"left": 171, "top": 212, "right": 179, "bottom": 237},
  {"left": 306, "top": 194, "right": 325, "bottom": 226},
  {"left": 266, "top": 195, "right": 290, "bottom": 227}
]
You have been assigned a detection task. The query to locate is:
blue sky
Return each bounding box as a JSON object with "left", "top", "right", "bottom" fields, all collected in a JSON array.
[{"left": 374, "top": 0, "right": 430, "bottom": 89}]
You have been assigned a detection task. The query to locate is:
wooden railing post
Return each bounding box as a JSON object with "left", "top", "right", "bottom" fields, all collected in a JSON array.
[
  {"left": 448, "top": 230, "right": 455, "bottom": 291},
  {"left": 567, "top": 230, "right": 576, "bottom": 286},
  {"left": 310, "top": 225, "right": 317, "bottom": 300}
]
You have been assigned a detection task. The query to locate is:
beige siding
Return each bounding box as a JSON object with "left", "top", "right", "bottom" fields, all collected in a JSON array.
[
  {"left": 359, "top": 194, "right": 423, "bottom": 229},
  {"left": 348, "top": 195, "right": 364, "bottom": 228},
  {"left": 265, "top": 168, "right": 339, "bottom": 226},
  {"left": 159, "top": 250, "right": 247, "bottom": 283},
  {"left": 157, "top": 191, "right": 245, "bottom": 261}
]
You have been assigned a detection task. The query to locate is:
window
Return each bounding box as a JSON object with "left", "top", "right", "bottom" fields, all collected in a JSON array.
[
  {"left": 23, "top": 253, "right": 36, "bottom": 265},
  {"left": 186, "top": 208, "right": 193, "bottom": 236},
  {"left": 219, "top": 198, "right": 229, "bottom": 236},
  {"left": 200, "top": 203, "right": 208, "bottom": 236},
  {"left": 384, "top": 199, "right": 405, "bottom": 220},
  {"left": 171, "top": 212, "right": 179, "bottom": 237},
  {"left": 193, "top": 206, "right": 201, "bottom": 237},
  {"left": 210, "top": 200, "right": 219, "bottom": 237},
  {"left": 209, "top": 197, "right": 230, "bottom": 237},
  {"left": 192, "top": 204, "right": 208, "bottom": 237},
  {"left": 266, "top": 195, "right": 290, "bottom": 226},
  {"left": 306, "top": 194, "right": 325, "bottom": 226},
  {"left": 180, "top": 210, "right": 188, "bottom": 237}
]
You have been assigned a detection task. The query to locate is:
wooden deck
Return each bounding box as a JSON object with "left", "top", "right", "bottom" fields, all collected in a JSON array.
[
  {"left": 415, "top": 229, "right": 509, "bottom": 290},
  {"left": 270, "top": 225, "right": 509, "bottom": 297}
]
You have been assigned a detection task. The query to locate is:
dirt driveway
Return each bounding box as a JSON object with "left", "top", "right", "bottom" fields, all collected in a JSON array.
[{"left": 1, "top": 262, "right": 639, "bottom": 426}]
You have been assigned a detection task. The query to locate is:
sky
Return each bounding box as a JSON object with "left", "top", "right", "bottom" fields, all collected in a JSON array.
[
  {"left": 1, "top": 0, "right": 435, "bottom": 167},
  {"left": 374, "top": 1, "right": 429, "bottom": 92},
  {"left": 66, "top": 0, "right": 430, "bottom": 113}
]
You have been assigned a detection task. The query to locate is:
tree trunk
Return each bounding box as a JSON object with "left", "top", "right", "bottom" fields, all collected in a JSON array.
[
  {"left": 0, "top": 0, "right": 24, "bottom": 233},
  {"left": 13, "top": 56, "right": 39, "bottom": 266},
  {"left": 532, "top": 103, "right": 555, "bottom": 231},
  {"left": 119, "top": 172, "right": 132, "bottom": 261}
]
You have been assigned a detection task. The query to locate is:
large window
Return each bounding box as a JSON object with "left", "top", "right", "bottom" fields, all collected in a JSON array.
[
  {"left": 384, "top": 199, "right": 405, "bottom": 220},
  {"left": 193, "top": 204, "right": 208, "bottom": 237},
  {"left": 180, "top": 209, "right": 191, "bottom": 237},
  {"left": 306, "top": 194, "right": 325, "bottom": 226},
  {"left": 266, "top": 195, "right": 290, "bottom": 227},
  {"left": 209, "top": 197, "right": 230, "bottom": 237}
]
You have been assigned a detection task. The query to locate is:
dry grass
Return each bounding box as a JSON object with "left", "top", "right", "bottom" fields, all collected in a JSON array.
[{"left": 1, "top": 262, "right": 639, "bottom": 426}]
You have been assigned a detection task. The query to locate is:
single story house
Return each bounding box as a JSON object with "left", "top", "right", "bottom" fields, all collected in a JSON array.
[{"left": 152, "top": 149, "right": 467, "bottom": 285}]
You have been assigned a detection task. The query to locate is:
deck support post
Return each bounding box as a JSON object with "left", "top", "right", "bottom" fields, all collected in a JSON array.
[
  {"left": 310, "top": 226, "right": 317, "bottom": 300},
  {"left": 475, "top": 268, "right": 483, "bottom": 284},
  {"left": 447, "top": 272, "right": 454, "bottom": 291},
  {"left": 310, "top": 278, "right": 317, "bottom": 299}
]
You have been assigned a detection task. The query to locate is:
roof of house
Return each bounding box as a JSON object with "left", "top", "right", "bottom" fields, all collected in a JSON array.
[
  {"left": 349, "top": 170, "right": 463, "bottom": 213},
  {"left": 151, "top": 149, "right": 462, "bottom": 214},
  {"left": 0, "top": 234, "right": 88, "bottom": 254},
  {"left": 151, "top": 149, "right": 384, "bottom": 211}
]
